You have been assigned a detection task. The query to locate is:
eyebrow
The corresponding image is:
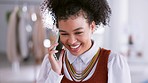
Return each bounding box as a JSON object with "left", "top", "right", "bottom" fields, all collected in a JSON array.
[{"left": 59, "top": 27, "right": 83, "bottom": 32}]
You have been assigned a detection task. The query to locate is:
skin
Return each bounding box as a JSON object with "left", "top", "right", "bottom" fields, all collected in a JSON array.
[{"left": 48, "top": 14, "right": 96, "bottom": 75}]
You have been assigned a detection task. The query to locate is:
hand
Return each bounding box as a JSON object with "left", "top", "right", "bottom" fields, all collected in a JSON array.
[{"left": 48, "top": 43, "right": 64, "bottom": 75}]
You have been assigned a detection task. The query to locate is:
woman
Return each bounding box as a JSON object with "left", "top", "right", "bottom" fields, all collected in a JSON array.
[{"left": 37, "top": 0, "right": 131, "bottom": 83}]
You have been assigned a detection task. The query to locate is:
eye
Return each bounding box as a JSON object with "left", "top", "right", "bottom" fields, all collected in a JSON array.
[
  {"left": 75, "top": 32, "right": 83, "bottom": 35},
  {"left": 60, "top": 33, "right": 69, "bottom": 35}
]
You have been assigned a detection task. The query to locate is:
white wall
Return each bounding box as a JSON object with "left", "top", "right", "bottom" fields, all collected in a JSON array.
[
  {"left": 106, "top": 1, "right": 148, "bottom": 82},
  {"left": 128, "top": 0, "right": 148, "bottom": 63},
  {"left": 104, "top": 0, "right": 129, "bottom": 53},
  {"left": 105, "top": 0, "right": 148, "bottom": 63}
]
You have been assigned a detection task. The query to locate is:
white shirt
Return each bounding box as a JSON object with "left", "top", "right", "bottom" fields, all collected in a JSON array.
[{"left": 37, "top": 40, "right": 131, "bottom": 83}]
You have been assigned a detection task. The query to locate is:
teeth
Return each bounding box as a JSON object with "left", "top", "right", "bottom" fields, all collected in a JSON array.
[{"left": 70, "top": 45, "right": 80, "bottom": 49}]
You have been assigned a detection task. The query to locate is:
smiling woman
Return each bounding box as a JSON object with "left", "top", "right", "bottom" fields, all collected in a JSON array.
[{"left": 37, "top": 0, "right": 131, "bottom": 83}]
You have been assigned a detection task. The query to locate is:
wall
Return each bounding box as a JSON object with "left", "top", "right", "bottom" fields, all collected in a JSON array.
[
  {"left": 128, "top": 0, "right": 148, "bottom": 63},
  {"left": 104, "top": 0, "right": 129, "bottom": 53},
  {"left": 104, "top": 0, "right": 148, "bottom": 63}
]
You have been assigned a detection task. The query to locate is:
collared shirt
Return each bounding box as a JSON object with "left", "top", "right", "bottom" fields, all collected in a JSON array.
[{"left": 37, "top": 40, "right": 131, "bottom": 83}]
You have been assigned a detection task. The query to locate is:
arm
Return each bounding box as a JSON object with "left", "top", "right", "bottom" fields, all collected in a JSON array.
[
  {"left": 37, "top": 54, "right": 64, "bottom": 83},
  {"left": 108, "top": 52, "right": 131, "bottom": 83}
]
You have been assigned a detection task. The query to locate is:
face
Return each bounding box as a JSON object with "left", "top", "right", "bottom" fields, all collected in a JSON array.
[{"left": 58, "top": 15, "right": 96, "bottom": 56}]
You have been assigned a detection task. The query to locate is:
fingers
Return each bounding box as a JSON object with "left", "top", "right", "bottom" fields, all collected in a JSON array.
[
  {"left": 48, "top": 43, "right": 59, "bottom": 62},
  {"left": 48, "top": 43, "right": 58, "bottom": 55},
  {"left": 48, "top": 43, "right": 58, "bottom": 51}
]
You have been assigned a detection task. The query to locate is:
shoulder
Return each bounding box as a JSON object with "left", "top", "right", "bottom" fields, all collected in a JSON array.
[
  {"left": 108, "top": 51, "right": 127, "bottom": 62},
  {"left": 108, "top": 50, "right": 129, "bottom": 68},
  {"left": 100, "top": 48, "right": 127, "bottom": 63},
  {"left": 100, "top": 48, "right": 126, "bottom": 62},
  {"left": 107, "top": 50, "right": 131, "bottom": 83}
]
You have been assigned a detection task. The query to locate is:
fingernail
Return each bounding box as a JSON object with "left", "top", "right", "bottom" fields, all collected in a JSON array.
[{"left": 55, "top": 50, "right": 58, "bottom": 53}]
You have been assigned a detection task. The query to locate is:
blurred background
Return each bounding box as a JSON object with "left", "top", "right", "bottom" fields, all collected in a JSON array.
[{"left": 0, "top": 0, "right": 148, "bottom": 83}]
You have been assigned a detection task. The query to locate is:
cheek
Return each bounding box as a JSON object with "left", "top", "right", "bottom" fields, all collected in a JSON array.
[
  {"left": 77, "top": 35, "right": 91, "bottom": 44},
  {"left": 83, "top": 31, "right": 92, "bottom": 39},
  {"left": 60, "top": 36, "right": 67, "bottom": 44}
]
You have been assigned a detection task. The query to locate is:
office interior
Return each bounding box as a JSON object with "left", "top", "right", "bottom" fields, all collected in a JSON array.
[{"left": 0, "top": 0, "right": 148, "bottom": 83}]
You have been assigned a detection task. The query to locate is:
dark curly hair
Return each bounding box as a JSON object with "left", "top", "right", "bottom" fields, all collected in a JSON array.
[{"left": 41, "top": 0, "right": 111, "bottom": 26}]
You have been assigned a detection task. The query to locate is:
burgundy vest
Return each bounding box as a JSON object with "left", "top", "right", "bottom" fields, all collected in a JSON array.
[{"left": 61, "top": 48, "right": 111, "bottom": 83}]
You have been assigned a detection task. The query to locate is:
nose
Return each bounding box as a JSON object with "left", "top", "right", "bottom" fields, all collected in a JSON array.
[{"left": 68, "top": 35, "right": 77, "bottom": 45}]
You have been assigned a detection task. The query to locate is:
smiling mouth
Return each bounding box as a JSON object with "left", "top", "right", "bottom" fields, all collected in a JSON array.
[
  {"left": 68, "top": 43, "right": 81, "bottom": 52},
  {"left": 68, "top": 43, "right": 82, "bottom": 55},
  {"left": 70, "top": 44, "right": 80, "bottom": 49}
]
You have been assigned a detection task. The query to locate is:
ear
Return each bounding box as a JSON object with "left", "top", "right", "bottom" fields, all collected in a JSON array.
[{"left": 90, "top": 21, "right": 96, "bottom": 33}]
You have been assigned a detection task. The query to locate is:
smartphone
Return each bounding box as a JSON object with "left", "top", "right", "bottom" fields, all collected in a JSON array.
[
  {"left": 54, "top": 37, "right": 63, "bottom": 60},
  {"left": 51, "top": 30, "right": 63, "bottom": 60}
]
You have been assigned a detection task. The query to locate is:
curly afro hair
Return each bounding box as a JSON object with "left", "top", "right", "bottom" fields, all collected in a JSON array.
[{"left": 41, "top": 0, "right": 111, "bottom": 26}]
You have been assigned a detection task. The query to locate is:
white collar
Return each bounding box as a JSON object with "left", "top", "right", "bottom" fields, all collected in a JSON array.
[{"left": 66, "top": 40, "right": 100, "bottom": 64}]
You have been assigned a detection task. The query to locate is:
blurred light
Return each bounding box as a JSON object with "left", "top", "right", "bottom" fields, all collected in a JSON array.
[
  {"left": 26, "top": 24, "right": 32, "bottom": 32},
  {"left": 22, "top": 5, "right": 27, "bottom": 12},
  {"left": 43, "top": 39, "right": 51, "bottom": 48},
  {"left": 31, "top": 13, "right": 37, "bottom": 22}
]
